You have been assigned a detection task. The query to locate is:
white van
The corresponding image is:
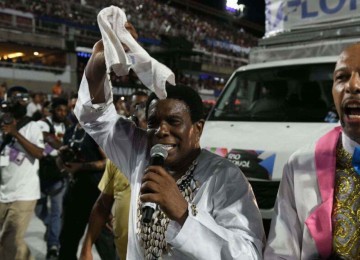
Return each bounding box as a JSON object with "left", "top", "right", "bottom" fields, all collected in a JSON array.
[{"left": 200, "top": 56, "right": 339, "bottom": 233}]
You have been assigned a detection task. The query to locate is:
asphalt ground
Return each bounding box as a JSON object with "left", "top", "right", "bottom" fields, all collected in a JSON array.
[{"left": 25, "top": 213, "right": 101, "bottom": 260}]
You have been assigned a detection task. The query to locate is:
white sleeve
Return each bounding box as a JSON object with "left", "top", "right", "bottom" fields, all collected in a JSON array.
[
  {"left": 26, "top": 103, "right": 36, "bottom": 117},
  {"left": 264, "top": 160, "right": 301, "bottom": 259},
  {"left": 166, "top": 164, "right": 265, "bottom": 259},
  {"left": 31, "top": 122, "right": 45, "bottom": 149},
  {"left": 37, "top": 120, "right": 50, "bottom": 133},
  {"left": 74, "top": 73, "right": 147, "bottom": 177}
]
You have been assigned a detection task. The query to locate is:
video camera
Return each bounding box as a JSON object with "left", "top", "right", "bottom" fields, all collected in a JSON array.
[
  {"left": 1, "top": 92, "right": 29, "bottom": 111},
  {"left": 59, "top": 141, "right": 83, "bottom": 163},
  {"left": 0, "top": 92, "right": 29, "bottom": 122},
  {"left": 0, "top": 90, "right": 30, "bottom": 153}
]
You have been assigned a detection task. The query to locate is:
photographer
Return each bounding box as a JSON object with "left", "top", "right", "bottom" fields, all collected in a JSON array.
[
  {"left": 36, "top": 97, "right": 68, "bottom": 259},
  {"left": 0, "top": 86, "right": 44, "bottom": 260},
  {"left": 57, "top": 119, "right": 116, "bottom": 260}
]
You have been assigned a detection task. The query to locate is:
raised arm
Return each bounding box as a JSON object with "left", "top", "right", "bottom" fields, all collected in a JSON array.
[
  {"left": 85, "top": 22, "right": 138, "bottom": 104},
  {"left": 85, "top": 40, "right": 106, "bottom": 104}
]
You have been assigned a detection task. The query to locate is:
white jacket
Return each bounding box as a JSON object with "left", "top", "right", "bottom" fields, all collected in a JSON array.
[{"left": 265, "top": 127, "right": 342, "bottom": 259}]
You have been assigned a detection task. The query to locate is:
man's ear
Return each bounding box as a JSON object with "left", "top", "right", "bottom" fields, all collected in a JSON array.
[{"left": 194, "top": 119, "right": 205, "bottom": 140}]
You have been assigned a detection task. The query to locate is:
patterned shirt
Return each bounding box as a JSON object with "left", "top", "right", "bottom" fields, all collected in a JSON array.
[{"left": 332, "top": 143, "right": 360, "bottom": 259}]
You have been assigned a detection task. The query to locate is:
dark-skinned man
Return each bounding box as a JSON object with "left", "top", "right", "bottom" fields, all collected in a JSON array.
[
  {"left": 0, "top": 86, "right": 44, "bottom": 260},
  {"left": 74, "top": 20, "right": 265, "bottom": 259},
  {"left": 265, "top": 43, "right": 360, "bottom": 259}
]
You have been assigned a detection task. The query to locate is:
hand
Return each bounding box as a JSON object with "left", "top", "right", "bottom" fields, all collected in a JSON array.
[
  {"left": 122, "top": 22, "right": 138, "bottom": 52},
  {"left": 63, "top": 162, "right": 83, "bottom": 175},
  {"left": 125, "top": 22, "right": 138, "bottom": 40},
  {"left": 140, "top": 166, "right": 188, "bottom": 225},
  {"left": 1, "top": 120, "right": 17, "bottom": 136}
]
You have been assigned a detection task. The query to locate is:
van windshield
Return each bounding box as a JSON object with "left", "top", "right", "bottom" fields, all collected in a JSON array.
[{"left": 208, "top": 63, "right": 338, "bottom": 122}]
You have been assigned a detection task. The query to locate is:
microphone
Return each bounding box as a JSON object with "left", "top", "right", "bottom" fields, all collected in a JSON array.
[{"left": 142, "top": 144, "right": 168, "bottom": 223}]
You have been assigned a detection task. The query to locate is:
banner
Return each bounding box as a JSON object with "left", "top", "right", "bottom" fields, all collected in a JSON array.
[
  {"left": 205, "top": 147, "right": 276, "bottom": 180},
  {"left": 265, "top": 0, "right": 359, "bottom": 37}
]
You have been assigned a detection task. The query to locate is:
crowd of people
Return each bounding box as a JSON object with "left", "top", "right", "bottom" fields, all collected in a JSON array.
[
  {"left": 0, "top": 76, "right": 151, "bottom": 259},
  {"left": 0, "top": 0, "right": 257, "bottom": 57}
]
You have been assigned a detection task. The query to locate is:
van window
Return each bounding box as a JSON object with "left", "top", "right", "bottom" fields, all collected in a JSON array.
[{"left": 208, "top": 63, "right": 337, "bottom": 122}]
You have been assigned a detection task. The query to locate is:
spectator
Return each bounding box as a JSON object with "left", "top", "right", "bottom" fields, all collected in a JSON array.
[
  {"left": 0, "top": 82, "right": 7, "bottom": 103},
  {"left": 52, "top": 80, "right": 64, "bottom": 97},
  {"left": 27, "top": 92, "right": 43, "bottom": 119},
  {"left": 57, "top": 100, "right": 116, "bottom": 260},
  {"left": 36, "top": 97, "right": 68, "bottom": 259},
  {"left": 0, "top": 86, "right": 44, "bottom": 260}
]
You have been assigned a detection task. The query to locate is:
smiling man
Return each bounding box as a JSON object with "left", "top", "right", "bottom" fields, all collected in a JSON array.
[
  {"left": 74, "top": 22, "right": 264, "bottom": 259},
  {"left": 265, "top": 43, "right": 360, "bottom": 259}
]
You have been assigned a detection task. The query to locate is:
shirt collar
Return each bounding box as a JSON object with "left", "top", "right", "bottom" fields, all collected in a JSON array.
[{"left": 342, "top": 131, "right": 360, "bottom": 155}]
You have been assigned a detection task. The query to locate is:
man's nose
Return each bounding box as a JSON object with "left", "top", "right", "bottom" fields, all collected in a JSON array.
[
  {"left": 346, "top": 72, "right": 360, "bottom": 94},
  {"left": 154, "top": 122, "right": 169, "bottom": 137}
]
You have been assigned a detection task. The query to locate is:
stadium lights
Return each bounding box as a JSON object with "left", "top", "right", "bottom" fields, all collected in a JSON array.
[{"left": 7, "top": 52, "right": 24, "bottom": 59}]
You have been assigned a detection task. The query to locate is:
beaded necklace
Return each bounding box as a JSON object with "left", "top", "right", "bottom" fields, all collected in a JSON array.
[{"left": 136, "top": 160, "right": 200, "bottom": 260}]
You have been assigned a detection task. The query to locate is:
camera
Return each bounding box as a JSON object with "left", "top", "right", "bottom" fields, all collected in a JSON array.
[
  {"left": 0, "top": 92, "right": 29, "bottom": 122},
  {"left": 0, "top": 112, "right": 14, "bottom": 125},
  {"left": 1, "top": 93, "right": 29, "bottom": 112},
  {"left": 59, "top": 142, "right": 83, "bottom": 163}
]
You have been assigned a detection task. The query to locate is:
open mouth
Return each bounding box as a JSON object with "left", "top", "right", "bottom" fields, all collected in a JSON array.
[
  {"left": 160, "top": 144, "right": 176, "bottom": 152},
  {"left": 344, "top": 103, "right": 360, "bottom": 120}
]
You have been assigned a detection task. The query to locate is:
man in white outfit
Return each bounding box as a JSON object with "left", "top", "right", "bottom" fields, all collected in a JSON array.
[
  {"left": 265, "top": 43, "right": 360, "bottom": 259},
  {"left": 75, "top": 22, "right": 265, "bottom": 259}
]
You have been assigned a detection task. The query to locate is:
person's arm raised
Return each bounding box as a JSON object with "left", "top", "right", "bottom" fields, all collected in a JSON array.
[
  {"left": 85, "top": 22, "right": 138, "bottom": 104},
  {"left": 85, "top": 40, "right": 106, "bottom": 104}
]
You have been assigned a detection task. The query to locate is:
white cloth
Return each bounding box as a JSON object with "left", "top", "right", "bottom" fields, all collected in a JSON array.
[
  {"left": 26, "top": 102, "right": 42, "bottom": 117},
  {"left": 75, "top": 74, "right": 265, "bottom": 259},
  {"left": 97, "top": 6, "right": 175, "bottom": 99},
  {"left": 0, "top": 121, "right": 44, "bottom": 202}
]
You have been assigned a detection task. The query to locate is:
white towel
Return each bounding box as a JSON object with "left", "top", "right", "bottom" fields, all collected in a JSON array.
[{"left": 97, "top": 6, "right": 175, "bottom": 99}]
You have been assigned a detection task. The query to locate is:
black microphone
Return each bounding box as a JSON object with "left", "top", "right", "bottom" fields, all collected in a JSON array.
[{"left": 142, "top": 144, "right": 168, "bottom": 223}]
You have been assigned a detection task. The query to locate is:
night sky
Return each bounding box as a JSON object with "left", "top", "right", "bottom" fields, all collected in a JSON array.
[
  {"left": 194, "top": 0, "right": 266, "bottom": 27},
  {"left": 238, "top": 0, "right": 265, "bottom": 26}
]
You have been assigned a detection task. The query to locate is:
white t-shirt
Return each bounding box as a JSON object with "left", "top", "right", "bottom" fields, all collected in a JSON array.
[
  {"left": 37, "top": 117, "right": 66, "bottom": 156},
  {"left": 26, "top": 102, "right": 42, "bottom": 117},
  {"left": 0, "top": 121, "right": 44, "bottom": 202}
]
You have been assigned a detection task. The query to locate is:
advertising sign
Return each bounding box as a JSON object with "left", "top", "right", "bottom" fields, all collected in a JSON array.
[{"left": 265, "top": 0, "right": 359, "bottom": 37}]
